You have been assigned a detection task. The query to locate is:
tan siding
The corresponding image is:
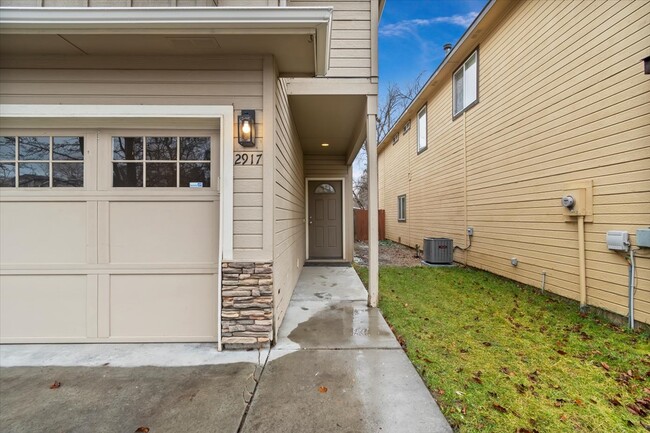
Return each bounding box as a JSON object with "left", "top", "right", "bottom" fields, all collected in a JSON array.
[
  {"left": 379, "top": 0, "right": 650, "bottom": 324},
  {"left": 0, "top": 55, "right": 266, "bottom": 253},
  {"left": 1, "top": 0, "right": 280, "bottom": 6},
  {"left": 273, "top": 77, "right": 305, "bottom": 332},
  {"left": 289, "top": 0, "right": 372, "bottom": 78}
]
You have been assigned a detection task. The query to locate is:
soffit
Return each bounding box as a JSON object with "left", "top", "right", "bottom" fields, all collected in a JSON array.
[{"left": 289, "top": 94, "right": 366, "bottom": 156}]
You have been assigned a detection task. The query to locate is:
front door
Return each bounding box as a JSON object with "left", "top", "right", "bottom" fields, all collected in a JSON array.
[{"left": 308, "top": 180, "right": 343, "bottom": 259}]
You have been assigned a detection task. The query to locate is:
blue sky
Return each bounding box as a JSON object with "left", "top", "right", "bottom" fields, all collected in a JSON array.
[{"left": 378, "top": 0, "right": 488, "bottom": 101}]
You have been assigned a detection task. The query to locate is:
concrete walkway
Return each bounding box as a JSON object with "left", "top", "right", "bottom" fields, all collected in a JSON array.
[
  {"left": 0, "top": 266, "right": 451, "bottom": 433},
  {"left": 240, "top": 266, "right": 452, "bottom": 433}
]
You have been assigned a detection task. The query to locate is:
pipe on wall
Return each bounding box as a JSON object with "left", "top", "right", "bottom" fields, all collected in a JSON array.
[
  {"left": 628, "top": 249, "right": 636, "bottom": 329},
  {"left": 578, "top": 216, "right": 587, "bottom": 310}
]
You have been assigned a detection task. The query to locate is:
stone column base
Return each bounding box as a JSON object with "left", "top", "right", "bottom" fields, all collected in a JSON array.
[{"left": 221, "top": 261, "right": 273, "bottom": 349}]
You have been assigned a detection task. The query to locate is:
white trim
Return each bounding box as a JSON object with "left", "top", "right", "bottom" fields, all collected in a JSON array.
[
  {"left": 304, "top": 177, "right": 346, "bottom": 261},
  {"left": 0, "top": 7, "right": 332, "bottom": 76},
  {"left": 0, "top": 103, "right": 234, "bottom": 351}
]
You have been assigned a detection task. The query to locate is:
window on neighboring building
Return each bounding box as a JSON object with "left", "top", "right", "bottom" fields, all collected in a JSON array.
[
  {"left": 112, "top": 135, "right": 211, "bottom": 188},
  {"left": 0, "top": 135, "right": 84, "bottom": 188},
  {"left": 453, "top": 49, "right": 478, "bottom": 117},
  {"left": 417, "top": 105, "right": 427, "bottom": 153},
  {"left": 398, "top": 194, "right": 406, "bottom": 222}
]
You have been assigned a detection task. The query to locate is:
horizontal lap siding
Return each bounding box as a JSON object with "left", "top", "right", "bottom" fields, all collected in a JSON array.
[
  {"left": 289, "top": 0, "right": 372, "bottom": 78},
  {"left": 379, "top": 0, "right": 650, "bottom": 324},
  {"left": 0, "top": 56, "right": 266, "bottom": 252},
  {"left": 379, "top": 127, "right": 411, "bottom": 245},
  {"left": 273, "top": 77, "right": 305, "bottom": 331}
]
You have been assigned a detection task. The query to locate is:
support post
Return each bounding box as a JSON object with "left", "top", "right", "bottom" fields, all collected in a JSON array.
[{"left": 367, "top": 96, "right": 379, "bottom": 307}]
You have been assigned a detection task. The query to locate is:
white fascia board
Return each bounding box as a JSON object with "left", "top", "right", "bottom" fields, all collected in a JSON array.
[{"left": 0, "top": 7, "right": 332, "bottom": 33}]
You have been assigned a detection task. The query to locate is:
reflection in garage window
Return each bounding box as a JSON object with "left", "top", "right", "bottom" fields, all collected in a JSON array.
[
  {"left": 0, "top": 135, "right": 84, "bottom": 188},
  {"left": 112, "top": 136, "right": 211, "bottom": 188}
]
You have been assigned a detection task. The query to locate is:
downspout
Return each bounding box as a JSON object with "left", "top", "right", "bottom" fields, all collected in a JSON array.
[
  {"left": 463, "top": 111, "right": 468, "bottom": 265},
  {"left": 578, "top": 215, "right": 587, "bottom": 311}
]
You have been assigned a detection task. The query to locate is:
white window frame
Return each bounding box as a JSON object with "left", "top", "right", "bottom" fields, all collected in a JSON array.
[
  {"left": 453, "top": 49, "right": 479, "bottom": 117},
  {"left": 398, "top": 194, "right": 406, "bottom": 222},
  {"left": 417, "top": 105, "right": 427, "bottom": 154}
]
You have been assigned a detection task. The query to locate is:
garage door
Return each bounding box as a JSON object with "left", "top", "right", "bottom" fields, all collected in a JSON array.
[{"left": 0, "top": 128, "right": 220, "bottom": 343}]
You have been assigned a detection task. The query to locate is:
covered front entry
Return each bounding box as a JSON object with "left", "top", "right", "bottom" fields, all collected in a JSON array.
[
  {"left": 0, "top": 119, "right": 224, "bottom": 343},
  {"left": 307, "top": 180, "right": 343, "bottom": 259}
]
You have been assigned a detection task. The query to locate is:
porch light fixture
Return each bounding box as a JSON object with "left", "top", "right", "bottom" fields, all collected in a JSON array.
[
  {"left": 238, "top": 110, "right": 255, "bottom": 147},
  {"left": 321, "top": 143, "right": 329, "bottom": 147}
]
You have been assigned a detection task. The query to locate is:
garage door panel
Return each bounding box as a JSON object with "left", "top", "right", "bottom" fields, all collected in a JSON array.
[
  {"left": 0, "top": 275, "right": 87, "bottom": 340},
  {"left": 108, "top": 201, "right": 218, "bottom": 265},
  {"left": 0, "top": 201, "right": 87, "bottom": 264},
  {"left": 109, "top": 274, "right": 218, "bottom": 340}
]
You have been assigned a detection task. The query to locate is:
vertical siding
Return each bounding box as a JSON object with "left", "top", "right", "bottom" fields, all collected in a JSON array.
[
  {"left": 273, "top": 77, "right": 305, "bottom": 331},
  {"left": 379, "top": 0, "right": 650, "bottom": 324},
  {"left": 289, "top": 0, "right": 372, "bottom": 78},
  {"left": 0, "top": 55, "right": 266, "bottom": 254}
]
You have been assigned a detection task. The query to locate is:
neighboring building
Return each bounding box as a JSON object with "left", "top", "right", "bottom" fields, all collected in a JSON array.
[
  {"left": 378, "top": 0, "right": 650, "bottom": 324},
  {"left": 0, "top": 0, "right": 383, "bottom": 348}
]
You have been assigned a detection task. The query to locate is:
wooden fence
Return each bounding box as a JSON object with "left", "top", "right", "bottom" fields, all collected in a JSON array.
[{"left": 354, "top": 209, "right": 385, "bottom": 241}]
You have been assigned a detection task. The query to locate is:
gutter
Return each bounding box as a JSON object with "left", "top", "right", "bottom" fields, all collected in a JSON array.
[{"left": 377, "top": 0, "right": 497, "bottom": 152}]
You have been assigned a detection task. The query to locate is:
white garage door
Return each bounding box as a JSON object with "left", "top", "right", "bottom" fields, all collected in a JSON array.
[{"left": 0, "top": 128, "right": 220, "bottom": 343}]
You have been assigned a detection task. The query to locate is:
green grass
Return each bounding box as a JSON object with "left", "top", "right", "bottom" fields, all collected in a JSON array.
[{"left": 355, "top": 265, "right": 650, "bottom": 432}]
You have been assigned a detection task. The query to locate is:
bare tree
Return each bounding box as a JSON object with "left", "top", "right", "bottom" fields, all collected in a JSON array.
[
  {"left": 352, "top": 72, "right": 425, "bottom": 209},
  {"left": 376, "top": 72, "right": 425, "bottom": 142}
]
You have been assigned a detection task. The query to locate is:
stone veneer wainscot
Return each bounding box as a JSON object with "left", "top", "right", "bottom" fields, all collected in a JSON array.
[{"left": 221, "top": 261, "right": 273, "bottom": 348}]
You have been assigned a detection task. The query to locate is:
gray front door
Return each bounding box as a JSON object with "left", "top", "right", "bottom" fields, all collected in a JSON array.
[{"left": 308, "top": 180, "right": 343, "bottom": 259}]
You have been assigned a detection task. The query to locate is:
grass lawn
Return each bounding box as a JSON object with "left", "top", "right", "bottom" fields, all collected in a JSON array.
[{"left": 355, "top": 265, "right": 650, "bottom": 432}]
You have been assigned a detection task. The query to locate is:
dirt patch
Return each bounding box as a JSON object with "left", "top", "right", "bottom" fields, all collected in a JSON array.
[{"left": 354, "top": 240, "right": 422, "bottom": 267}]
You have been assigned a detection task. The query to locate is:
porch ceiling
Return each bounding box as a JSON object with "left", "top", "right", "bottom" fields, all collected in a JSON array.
[{"left": 289, "top": 94, "right": 366, "bottom": 156}]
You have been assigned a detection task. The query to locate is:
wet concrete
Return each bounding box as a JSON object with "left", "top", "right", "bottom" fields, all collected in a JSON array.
[
  {"left": 241, "top": 266, "right": 452, "bottom": 433},
  {"left": 0, "top": 364, "right": 255, "bottom": 433},
  {"left": 282, "top": 302, "right": 399, "bottom": 350},
  {"left": 242, "top": 349, "right": 451, "bottom": 433}
]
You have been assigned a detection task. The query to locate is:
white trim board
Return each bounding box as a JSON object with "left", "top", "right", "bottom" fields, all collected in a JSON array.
[
  {"left": 0, "top": 103, "right": 234, "bottom": 351},
  {"left": 304, "top": 177, "right": 347, "bottom": 261}
]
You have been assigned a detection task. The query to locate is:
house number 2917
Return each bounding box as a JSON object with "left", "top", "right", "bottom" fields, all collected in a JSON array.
[{"left": 234, "top": 152, "right": 262, "bottom": 166}]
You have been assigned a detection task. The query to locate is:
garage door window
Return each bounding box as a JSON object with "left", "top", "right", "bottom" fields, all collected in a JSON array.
[
  {"left": 113, "top": 136, "right": 211, "bottom": 188},
  {"left": 0, "top": 135, "right": 84, "bottom": 188}
]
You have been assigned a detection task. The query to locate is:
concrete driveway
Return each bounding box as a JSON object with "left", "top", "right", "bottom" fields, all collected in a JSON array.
[{"left": 0, "top": 266, "right": 451, "bottom": 433}]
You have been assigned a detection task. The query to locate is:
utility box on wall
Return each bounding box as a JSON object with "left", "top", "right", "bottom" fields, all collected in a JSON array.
[
  {"left": 562, "top": 180, "right": 594, "bottom": 222},
  {"left": 423, "top": 238, "right": 453, "bottom": 264},
  {"left": 637, "top": 228, "right": 650, "bottom": 248}
]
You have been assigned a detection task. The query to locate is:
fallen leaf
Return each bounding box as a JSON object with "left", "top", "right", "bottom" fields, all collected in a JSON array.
[
  {"left": 318, "top": 386, "right": 328, "bottom": 393},
  {"left": 472, "top": 376, "right": 483, "bottom": 385},
  {"left": 601, "top": 362, "right": 610, "bottom": 371},
  {"left": 49, "top": 381, "right": 61, "bottom": 389},
  {"left": 575, "top": 399, "right": 584, "bottom": 406},
  {"left": 492, "top": 403, "right": 507, "bottom": 413},
  {"left": 560, "top": 414, "right": 568, "bottom": 422},
  {"left": 482, "top": 342, "right": 492, "bottom": 347},
  {"left": 556, "top": 350, "right": 567, "bottom": 356},
  {"left": 135, "top": 428, "right": 150, "bottom": 433}
]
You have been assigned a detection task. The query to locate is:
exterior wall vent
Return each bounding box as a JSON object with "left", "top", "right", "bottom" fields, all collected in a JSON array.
[{"left": 423, "top": 238, "right": 453, "bottom": 264}]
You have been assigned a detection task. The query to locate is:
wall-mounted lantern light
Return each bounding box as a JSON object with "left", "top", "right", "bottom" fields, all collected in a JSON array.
[
  {"left": 644, "top": 56, "right": 650, "bottom": 75},
  {"left": 238, "top": 110, "right": 256, "bottom": 147}
]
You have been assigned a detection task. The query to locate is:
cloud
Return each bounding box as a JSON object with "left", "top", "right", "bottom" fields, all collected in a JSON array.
[{"left": 379, "top": 11, "right": 479, "bottom": 37}]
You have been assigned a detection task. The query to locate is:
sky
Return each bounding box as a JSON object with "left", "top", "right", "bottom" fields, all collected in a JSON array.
[
  {"left": 353, "top": 0, "right": 488, "bottom": 181},
  {"left": 378, "top": 0, "right": 488, "bottom": 103}
]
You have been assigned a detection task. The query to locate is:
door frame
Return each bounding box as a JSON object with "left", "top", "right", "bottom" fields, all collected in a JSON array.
[
  {"left": 305, "top": 177, "right": 346, "bottom": 261},
  {"left": 0, "top": 104, "right": 233, "bottom": 350}
]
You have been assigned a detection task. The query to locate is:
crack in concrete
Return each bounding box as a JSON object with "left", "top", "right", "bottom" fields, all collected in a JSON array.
[{"left": 236, "top": 348, "right": 270, "bottom": 433}]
